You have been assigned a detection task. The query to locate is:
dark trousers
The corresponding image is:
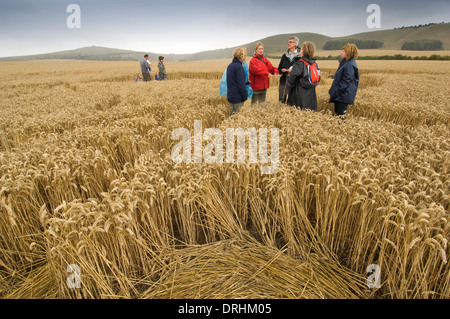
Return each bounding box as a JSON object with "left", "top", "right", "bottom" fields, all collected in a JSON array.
[
  {"left": 229, "top": 102, "right": 244, "bottom": 116},
  {"left": 142, "top": 73, "right": 151, "bottom": 81},
  {"left": 334, "top": 102, "right": 348, "bottom": 117},
  {"left": 279, "top": 82, "right": 287, "bottom": 103},
  {"left": 251, "top": 89, "right": 267, "bottom": 104}
]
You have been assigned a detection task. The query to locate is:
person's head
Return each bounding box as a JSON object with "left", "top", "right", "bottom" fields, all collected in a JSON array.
[
  {"left": 300, "top": 41, "right": 315, "bottom": 59},
  {"left": 288, "top": 36, "right": 299, "bottom": 52},
  {"left": 254, "top": 41, "right": 264, "bottom": 56},
  {"left": 341, "top": 43, "right": 359, "bottom": 61},
  {"left": 233, "top": 47, "right": 247, "bottom": 62},
  {"left": 144, "top": 54, "right": 149, "bottom": 60},
  {"left": 159, "top": 56, "right": 164, "bottom": 62}
]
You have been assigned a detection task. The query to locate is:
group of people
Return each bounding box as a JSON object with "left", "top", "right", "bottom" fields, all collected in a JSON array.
[
  {"left": 225, "top": 36, "right": 360, "bottom": 118},
  {"left": 138, "top": 54, "right": 168, "bottom": 82}
]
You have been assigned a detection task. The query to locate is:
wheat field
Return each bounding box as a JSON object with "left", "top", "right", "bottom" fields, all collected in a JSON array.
[{"left": 0, "top": 58, "right": 449, "bottom": 299}]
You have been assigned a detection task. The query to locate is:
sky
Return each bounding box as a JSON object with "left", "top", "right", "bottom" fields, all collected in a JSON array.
[{"left": 0, "top": 0, "right": 448, "bottom": 57}]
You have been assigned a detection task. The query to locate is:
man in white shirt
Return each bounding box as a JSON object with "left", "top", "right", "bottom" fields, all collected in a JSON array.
[{"left": 140, "top": 54, "right": 152, "bottom": 81}]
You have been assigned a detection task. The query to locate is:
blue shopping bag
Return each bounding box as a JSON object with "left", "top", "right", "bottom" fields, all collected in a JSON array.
[
  {"left": 219, "top": 62, "right": 253, "bottom": 99},
  {"left": 220, "top": 69, "right": 227, "bottom": 97}
]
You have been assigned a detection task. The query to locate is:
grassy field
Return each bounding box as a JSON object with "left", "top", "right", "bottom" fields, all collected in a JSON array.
[{"left": 0, "top": 58, "right": 449, "bottom": 299}]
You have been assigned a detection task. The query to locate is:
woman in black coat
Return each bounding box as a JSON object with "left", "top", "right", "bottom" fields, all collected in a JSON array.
[
  {"left": 329, "top": 44, "right": 360, "bottom": 118},
  {"left": 286, "top": 41, "right": 320, "bottom": 111}
]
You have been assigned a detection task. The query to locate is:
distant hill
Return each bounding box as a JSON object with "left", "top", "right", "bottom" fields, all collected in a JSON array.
[
  {"left": 336, "top": 23, "right": 450, "bottom": 50},
  {"left": 1, "top": 23, "right": 448, "bottom": 62},
  {"left": 0, "top": 32, "right": 335, "bottom": 62},
  {"left": 0, "top": 46, "right": 152, "bottom": 62}
]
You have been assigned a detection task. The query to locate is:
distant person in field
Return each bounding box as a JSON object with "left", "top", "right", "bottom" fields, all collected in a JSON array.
[
  {"left": 140, "top": 54, "right": 152, "bottom": 81},
  {"left": 226, "top": 47, "right": 248, "bottom": 116},
  {"left": 158, "top": 56, "right": 168, "bottom": 80},
  {"left": 286, "top": 41, "right": 320, "bottom": 111},
  {"left": 135, "top": 73, "right": 142, "bottom": 82},
  {"left": 249, "top": 42, "right": 279, "bottom": 104},
  {"left": 278, "top": 36, "right": 301, "bottom": 103},
  {"left": 329, "top": 43, "right": 360, "bottom": 119}
]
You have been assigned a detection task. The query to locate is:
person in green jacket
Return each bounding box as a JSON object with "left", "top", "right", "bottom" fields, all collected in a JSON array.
[{"left": 158, "top": 56, "right": 168, "bottom": 81}]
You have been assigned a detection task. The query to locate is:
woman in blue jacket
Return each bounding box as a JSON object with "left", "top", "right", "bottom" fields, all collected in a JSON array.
[
  {"left": 329, "top": 44, "right": 360, "bottom": 118},
  {"left": 226, "top": 47, "right": 248, "bottom": 116}
]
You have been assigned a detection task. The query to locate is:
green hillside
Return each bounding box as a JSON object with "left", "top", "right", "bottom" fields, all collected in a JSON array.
[
  {"left": 0, "top": 46, "right": 150, "bottom": 62},
  {"left": 338, "top": 23, "right": 450, "bottom": 49},
  {"left": 243, "top": 32, "right": 333, "bottom": 56}
]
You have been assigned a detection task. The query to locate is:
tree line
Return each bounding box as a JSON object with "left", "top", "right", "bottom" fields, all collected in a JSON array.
[
  {"left": 311, "top": 54, "right": 450, "bottom": 61},
  {"left": 401, "top": 39, "right": 443, "bottom": 51},
  {"left": 394, "top": 22, "right": 447, "bottom": 29}
]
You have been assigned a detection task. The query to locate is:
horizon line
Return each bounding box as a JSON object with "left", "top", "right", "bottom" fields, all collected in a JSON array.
[{"left": 0, "top": 22, "right": 448, "bottom": 59}]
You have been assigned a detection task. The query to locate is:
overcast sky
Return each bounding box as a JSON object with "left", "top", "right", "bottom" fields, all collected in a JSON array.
[{"left": 0, "top": 0, "right": 448, "bottom": 57}]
